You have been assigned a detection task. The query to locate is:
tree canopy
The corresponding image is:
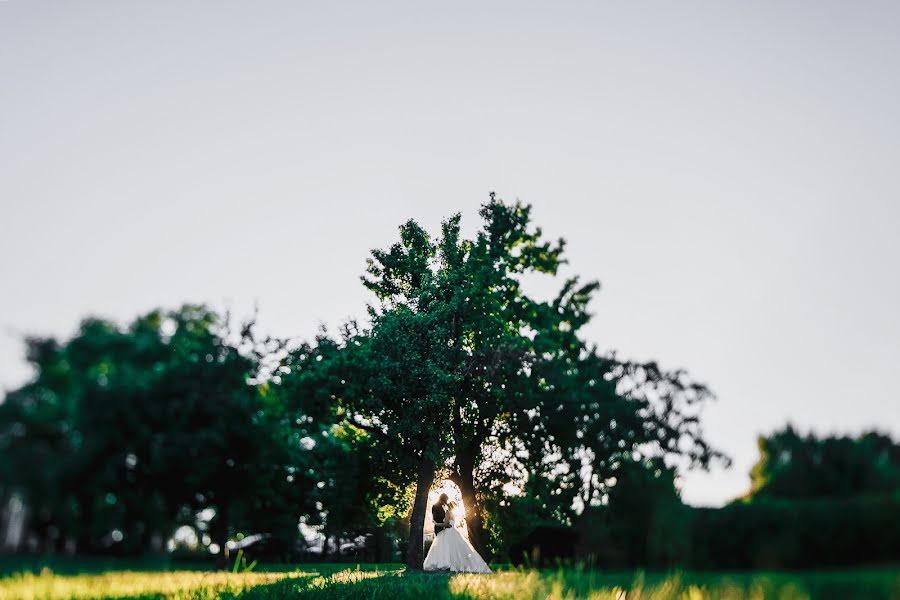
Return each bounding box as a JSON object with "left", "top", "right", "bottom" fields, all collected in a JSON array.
[
  {"left": 281, "top": 195, "right": 725, "bottom": 567},
  {"left": 748, "top": 426, "right": 900, "bottom": 500},
  {"left": 1, "top": 195, "right": 738, "bottom": 567},
  {"left": 0, "top": 306, "right": 314, "bottom": 559}
]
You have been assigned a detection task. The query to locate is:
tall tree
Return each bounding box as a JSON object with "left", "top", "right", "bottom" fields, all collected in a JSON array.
[
  {"left": 284, "top": 292, "right": 459, "bottom": 568},
  {"left": 361, "top": 197, "right": 590, "bottom": 555},
  {"left": 360, "top": 194, "right": 724, "bottom": 556},
  {"left": 0, "top": 305, "right": 314, "bottom": 559}
]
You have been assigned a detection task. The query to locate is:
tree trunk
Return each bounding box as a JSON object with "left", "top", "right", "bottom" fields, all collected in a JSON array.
[
  {"left": 373, "top": 526, "right": 391, "bottom": 562},
  {"left": 213, "top": 502, "right": 230, "bottom": 570},
  {"left": 405, "top": 458, "right": 435, "bottom": 570},
  {"left": 452, "top": 453, "right": 489, "bottom": 559}
]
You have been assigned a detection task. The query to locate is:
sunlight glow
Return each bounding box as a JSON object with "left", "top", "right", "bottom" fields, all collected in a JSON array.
[{"left": 425, "top": 480, "right": 467, "bottom": 536}]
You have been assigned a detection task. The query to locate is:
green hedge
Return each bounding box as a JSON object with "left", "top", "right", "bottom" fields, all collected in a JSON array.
[
  {"left": 574, "top": 493, "right": 900, "bottom": 569},
  {"left": 685, "top": 493, "right": 900, "bottom": 569}
]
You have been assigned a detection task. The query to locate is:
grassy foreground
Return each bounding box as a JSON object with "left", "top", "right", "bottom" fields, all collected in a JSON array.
[{"left": 0, "top": 563, "right": 898, "bottom": 600}]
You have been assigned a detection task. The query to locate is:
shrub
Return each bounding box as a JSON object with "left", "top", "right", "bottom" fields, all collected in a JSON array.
[{"left": 686, "top": 493, "right": 900, "bottom": 569}]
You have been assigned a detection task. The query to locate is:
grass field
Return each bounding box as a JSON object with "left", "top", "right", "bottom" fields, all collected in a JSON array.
[{"left": 0, "top": 561, "right": 897, "bottom": 600}]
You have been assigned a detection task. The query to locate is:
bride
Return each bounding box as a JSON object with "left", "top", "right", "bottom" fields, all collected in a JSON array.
[{"left": 423, "top": 499, "right": 491, "bottom": 573}]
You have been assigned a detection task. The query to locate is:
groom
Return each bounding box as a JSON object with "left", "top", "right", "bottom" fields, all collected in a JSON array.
[{"left": 431, "top": 493, "right": 449, "bottom": 536}]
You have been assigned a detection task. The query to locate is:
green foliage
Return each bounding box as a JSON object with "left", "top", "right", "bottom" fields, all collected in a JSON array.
[
  {"left": 10, "top": 194, "right": 898, "bottom": 579},
  {"left": 347, "top": 194, "right": 724, "bottom": 559},
  {"left": 483, "top": 473, "right": 574, "bottom": 561},
  {"left": 0, "top": 196, "right": 739, "bottom": 569},
  {"left": 749, "top": 426, "right": 900, "bottom": 500},
  {"left": 0, "top": 306, "right": 315, "bottom": 556},
  {"left": 570, "top": 430, "right": 900, "bottom": 570},
  {"left": 280, "top": 300, "right": 462, "bottom": 567},
  {"left": 687, "top": 493, "right": 900, "bottom": 569},
  {"left": 232, "top": 549, "right": 258, "bottom": 574},
  {"left": 577, "top": 458, "right": 688, "bottom": 569}
]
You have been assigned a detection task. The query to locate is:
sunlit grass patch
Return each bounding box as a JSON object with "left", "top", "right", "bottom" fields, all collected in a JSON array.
[
  {"left": 447, "top": 568, "right": 900, "bottom": 600},
  {"left": 0, "top": 568, "right": 311, "bottom": 600},
  {"left": 304, "top": 566, "right": 391, "bottom": 590},
  {"left": 0, "top": 564, "right": 897, "bottom": 600}
]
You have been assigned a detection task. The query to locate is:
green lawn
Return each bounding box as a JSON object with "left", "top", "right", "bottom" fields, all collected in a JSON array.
[{"left": 0, "top": 562, "right": 897, "bottom": 600}]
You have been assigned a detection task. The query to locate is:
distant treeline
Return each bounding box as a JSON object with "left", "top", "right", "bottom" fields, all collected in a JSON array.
[
  {"left": 516, "top": 428, "right": 900, "bottom": 569},
  {"left": 1, "top": 198, "right": 898, "bottom": 570},
  {"left": 1, "top": 200, "right": 728, "bottom": 570}
]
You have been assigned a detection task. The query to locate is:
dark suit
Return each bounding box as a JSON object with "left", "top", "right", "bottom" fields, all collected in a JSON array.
[{"left": 432, "top": 502, "right": 448, "bottom": 536}]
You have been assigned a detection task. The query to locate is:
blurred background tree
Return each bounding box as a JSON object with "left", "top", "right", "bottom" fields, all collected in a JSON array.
[
  {"left": 748, "top": 426, "right": 900, "bottom": 500},
  {"left": 0, "top": 306, "right": 317, "bottom": 561},
  {"left": 1, "top": 198, "right": 896, "bottom": 572}
]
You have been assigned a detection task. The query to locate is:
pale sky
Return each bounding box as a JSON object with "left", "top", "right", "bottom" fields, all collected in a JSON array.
[{"left": 2, "top": 1, "right": 899, "bottom": 506}]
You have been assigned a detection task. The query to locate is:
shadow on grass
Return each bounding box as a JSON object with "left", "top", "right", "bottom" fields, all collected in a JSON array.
[
  {"left": 1, "top": 563, "right": 897, "bottom": 600},
  {"left": 234, "top": 569, "right": 458, "bottom": 600},
  {"left": 0, "top": 569, "right": 318, "bottom": 600},
  {"left": 229, "top": 567, "right": 900, "bottom": 600}
]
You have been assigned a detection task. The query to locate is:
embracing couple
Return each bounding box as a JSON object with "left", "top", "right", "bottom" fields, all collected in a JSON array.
[{"left": 422, "top": 493, "right": 491, "bottom": 573}]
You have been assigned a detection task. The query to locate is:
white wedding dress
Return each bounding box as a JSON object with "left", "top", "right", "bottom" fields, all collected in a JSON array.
[{"left": 423, "top": 513, "right": 491, "bottom": 574}]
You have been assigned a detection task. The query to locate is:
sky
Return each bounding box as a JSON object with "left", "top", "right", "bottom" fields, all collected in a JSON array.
[{"left": 1, "top": 1, "right": 899, "bottom": 506}]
